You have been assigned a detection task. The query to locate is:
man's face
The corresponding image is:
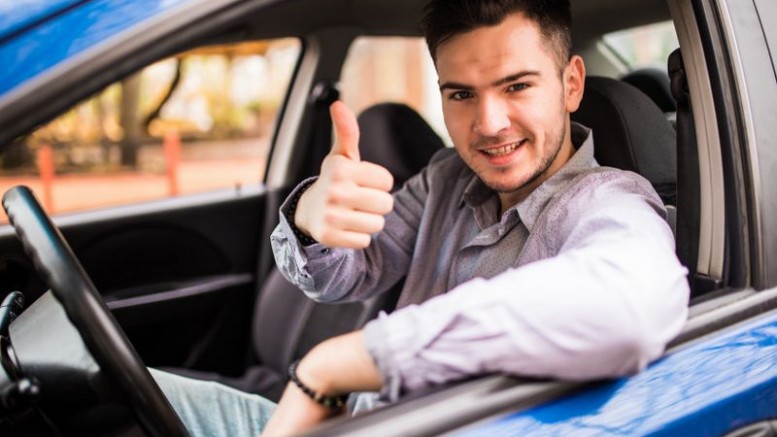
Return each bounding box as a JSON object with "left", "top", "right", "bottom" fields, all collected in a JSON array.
[{"left": 436, "top": 13, "right": 585, "bottom": 203}]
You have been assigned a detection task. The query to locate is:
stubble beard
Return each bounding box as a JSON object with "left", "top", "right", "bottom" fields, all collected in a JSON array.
[{"left": 478, "top": 120, "right": 567, "bottom": 194}]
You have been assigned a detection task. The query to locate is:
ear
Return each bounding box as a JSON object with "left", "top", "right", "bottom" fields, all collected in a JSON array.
[{"left": 564, "top": 55, "right": 586, "bottom": 113}]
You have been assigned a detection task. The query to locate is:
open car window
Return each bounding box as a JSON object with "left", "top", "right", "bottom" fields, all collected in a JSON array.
[
  {"left": 340, "top": 36, "right": 451, "bottom": 146},
  {"left": 603, "top": 20, "right": 679, "bottom": 70},
  {"left": 0, "top": 38, "right": 301, "bottom": 222}
]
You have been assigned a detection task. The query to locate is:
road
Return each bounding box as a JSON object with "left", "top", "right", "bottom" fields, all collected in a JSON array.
[{"left": 0, "top": 137, "right": 268, "bottom": 222}]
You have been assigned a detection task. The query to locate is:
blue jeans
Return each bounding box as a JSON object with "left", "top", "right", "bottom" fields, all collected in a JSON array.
[{"left": 150, "top": 369, "right": 276, "bottom": 437}]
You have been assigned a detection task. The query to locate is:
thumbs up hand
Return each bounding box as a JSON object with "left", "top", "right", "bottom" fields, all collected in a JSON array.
[{"left": 293, "top": 101, "right": 394, "bottom": 249}]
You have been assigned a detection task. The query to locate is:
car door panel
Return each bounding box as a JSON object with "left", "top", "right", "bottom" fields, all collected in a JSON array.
[{"left": 0, "top": 187, "right": 276, "bottom": 375}]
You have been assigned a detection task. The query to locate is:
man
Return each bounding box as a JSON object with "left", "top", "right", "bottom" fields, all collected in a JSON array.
[{"left": 155, "top": 0, "right": 689, "bottom": 435}]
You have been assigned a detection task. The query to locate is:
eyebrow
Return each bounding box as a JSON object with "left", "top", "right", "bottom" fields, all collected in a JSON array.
[{"left": 439, "top": 70, "right": 541, "bottom": 92}]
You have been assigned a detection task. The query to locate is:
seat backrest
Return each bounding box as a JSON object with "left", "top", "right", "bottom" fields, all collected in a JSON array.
[
  {"left": 621, "top": 67, "right": 677, "bottom": 113},
  {"left": 571, "top": 76, "right": 677, "bottom": 206},
  {"left": 252, "top": 103, "right": 445, "bottom": 375},
  {"left": 357, "top": 102, "right": 447, "bottom": 190}
]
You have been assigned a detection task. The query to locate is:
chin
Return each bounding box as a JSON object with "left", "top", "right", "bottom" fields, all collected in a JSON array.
[{"left": 481, "top": 176, "right": 530, "bottom": 194}]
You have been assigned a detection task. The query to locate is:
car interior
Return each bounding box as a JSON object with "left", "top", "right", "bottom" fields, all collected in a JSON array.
[
  {"left": 162, "top": 102, "right": 445, "bottom": 401},
  {"left": 0, "top": 0, "right": 767, "bottom": 435}
]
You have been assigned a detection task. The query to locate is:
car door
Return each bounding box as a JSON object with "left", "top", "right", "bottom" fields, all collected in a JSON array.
[
  {"left": 296, "top": 0, "right": 777, "bottom": 434},
  {"left": 0, "top": 0, "right": 310, "bottom": 377}
]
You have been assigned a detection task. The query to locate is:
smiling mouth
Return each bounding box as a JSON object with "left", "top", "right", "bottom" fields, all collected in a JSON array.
[{"left": 480, "top": 140, "right": 525, "bottom": 157}]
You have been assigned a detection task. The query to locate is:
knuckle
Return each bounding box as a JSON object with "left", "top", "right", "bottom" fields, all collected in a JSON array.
[
  {"left": 383, "top": 171, "right": 395, "bottom": 191},
  {"left": 379, "top": 194, "right": 394, "bottom": 214},
  {"left": 328, "top": 162, "right": 352, "bottom": 182},
  {"left": 354, "top": 234, "right": 371, "bottom": 248},
  {"left": 318, "top": 228, "right": 335, "bottom": 244},
  {"left": 323, "top": 209, "right": 340, "bottom": 226},
  {"left": 325, "top": 185, "right": 347, "bottom": 205},
  {"left": 373, "top": 215, "right": 386, "bottom": 232}
]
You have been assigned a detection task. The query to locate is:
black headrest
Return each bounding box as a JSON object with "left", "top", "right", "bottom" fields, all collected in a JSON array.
[
  {"left": 622, "top": 68, "right": 677, "bottom": 112},
  {"left": 572, "top": 76, "right": 677, "bottom": 204},
  {"left": 357, "top": 103, "right": 446, "bottom": 190}
]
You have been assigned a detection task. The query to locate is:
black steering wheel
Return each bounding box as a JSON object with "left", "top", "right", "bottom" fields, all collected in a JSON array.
[{"left": 2, "top": 186, "right": 188, "bottom": 437}]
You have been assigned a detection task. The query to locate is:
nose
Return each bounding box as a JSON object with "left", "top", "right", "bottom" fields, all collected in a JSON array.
[{"left": 473, "top": 96, "right": 510, "bottom": 137}]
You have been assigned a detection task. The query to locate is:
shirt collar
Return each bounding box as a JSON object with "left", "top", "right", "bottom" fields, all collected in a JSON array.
[{"left": 461, "top": 122, "right": 599, "bottom": 230}]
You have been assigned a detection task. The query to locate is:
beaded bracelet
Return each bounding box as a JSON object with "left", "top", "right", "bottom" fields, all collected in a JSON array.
[
  {"left": 286, "top": 179, "right": 318, "bottom": 246},
  {"left": 288, "top": 360, "right": 347, "bottom": 410}
]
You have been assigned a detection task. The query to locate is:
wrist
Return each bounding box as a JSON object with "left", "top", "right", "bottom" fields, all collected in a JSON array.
[
  {"left": 286, "top": 179, "right": 317, "bottom": 245},
  {"left": 293, "top": 185, "right": 315, "bottom": 235},
  {"left": 296, "top": 332, "right": 383, "bottom": 396},
  {"left": 296, "top": 344, "right": 338, "bottom": 395},
  {"left": 290, "top": 358, "right": 347, "bottom": 410}
]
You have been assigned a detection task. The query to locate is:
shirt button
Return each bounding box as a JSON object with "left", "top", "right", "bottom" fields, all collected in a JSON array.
[{"left": 321, "top": 248, "right": 330, "bottom": 254}]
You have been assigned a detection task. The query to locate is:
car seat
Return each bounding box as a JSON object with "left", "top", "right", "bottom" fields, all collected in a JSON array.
[
  {"left": 571, "top": 76, "right": 677, "bottom": 209},
  {"left": 621, "top": 67, "right": 677, "bottom": 113},
  {"left": 167, "top": 103, "right": 445, "bottom": 401}
]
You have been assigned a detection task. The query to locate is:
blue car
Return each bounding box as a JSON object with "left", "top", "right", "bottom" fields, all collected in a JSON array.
[{"left": 1, "top": 0, "right": 776, "bottom": 435}]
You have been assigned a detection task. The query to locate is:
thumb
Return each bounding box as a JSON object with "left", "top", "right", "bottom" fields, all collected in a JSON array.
[{"left": 329, "top": 101, "right": 361, "bottom": 161}]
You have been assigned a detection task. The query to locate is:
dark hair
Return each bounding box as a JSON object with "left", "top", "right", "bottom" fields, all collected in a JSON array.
[{"left": 421, "top": 0, "right": 572, "bottom": 67}]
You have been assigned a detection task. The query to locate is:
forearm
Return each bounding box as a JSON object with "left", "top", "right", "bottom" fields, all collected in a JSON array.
[
  {"left": 262, "top": 332, "right": 381, "bottom": 436},
  {"left": 364, "top": 218, "right": 690, "bottom": 397},
  {"left": 298, "top": 331, "right": 383, "bottom": 394},
  {"left": 271, "top": 217, "right": 410, "bottom": 303}
]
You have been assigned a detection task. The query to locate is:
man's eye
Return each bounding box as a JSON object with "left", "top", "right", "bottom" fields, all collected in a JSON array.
[
  {"left": 507, "top": 83, "right": 529, "bottom": 92},
  {"left": 449, "top": 91, "right": 473, "bottom": 101}
]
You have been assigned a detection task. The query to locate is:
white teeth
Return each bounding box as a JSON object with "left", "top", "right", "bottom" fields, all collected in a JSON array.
[{"left": 483, "top": 143, "right": 519, "bottom": 156}]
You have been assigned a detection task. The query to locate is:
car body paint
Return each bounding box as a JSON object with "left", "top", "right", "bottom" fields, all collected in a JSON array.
[
  {"left": 0, "top": 0, "right": 85, "bottom": 41},
  {"left": 453, "top": 310, "right": 777, "bottom": 436},
  {"left": 0, "top": 0, "right": 191, "bottom": 96}
]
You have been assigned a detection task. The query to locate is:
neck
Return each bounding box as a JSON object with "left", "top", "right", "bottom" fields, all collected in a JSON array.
[{"left": 497, "top": 134, "right": 576, "bottom": 215}]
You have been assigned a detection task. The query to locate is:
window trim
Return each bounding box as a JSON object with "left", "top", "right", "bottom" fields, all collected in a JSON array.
[{"left": 668, "top": 0, "right": 726, "bottom": 282}]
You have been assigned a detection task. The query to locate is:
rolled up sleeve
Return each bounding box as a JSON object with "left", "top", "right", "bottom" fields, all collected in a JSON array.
[{"left": 363, "top": 188, "right": 689, "bottom": 400}]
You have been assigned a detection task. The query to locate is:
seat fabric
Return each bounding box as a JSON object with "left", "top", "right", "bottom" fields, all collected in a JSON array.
[
  {"left": 357, "top": 102, "right": 447, "bottom": 190},
  {"left": 167, "top": 103, "right": 445, "bottom": 401},
  {"left": 621, "top": 67, "right": 677, "bottom": 113},
  {"left": 572, "top": 76, "right": 677, "bottom": 206}
]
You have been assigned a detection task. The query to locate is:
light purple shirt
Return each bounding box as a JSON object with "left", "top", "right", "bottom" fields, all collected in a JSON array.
[{"left": 271, "top": 123, "right": 689, "bottom": 404}]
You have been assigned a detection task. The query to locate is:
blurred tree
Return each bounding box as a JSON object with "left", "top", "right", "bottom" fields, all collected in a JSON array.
[{"left": 119, "top": 73, "right": 142, "bottom": 167}]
